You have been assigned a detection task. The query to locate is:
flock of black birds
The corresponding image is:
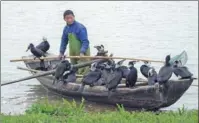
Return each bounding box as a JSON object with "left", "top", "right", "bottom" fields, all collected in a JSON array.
[
  {"left": 50, "top": 45, "right": 193, "bottom": 94},
  {"left": 26, "top": 40, "right": 193, "bottom": 94}
]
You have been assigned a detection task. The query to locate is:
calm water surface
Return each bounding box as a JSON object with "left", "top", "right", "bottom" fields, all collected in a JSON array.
[{"left": 1, "top": 1, "right": 198, "bottom": 114}]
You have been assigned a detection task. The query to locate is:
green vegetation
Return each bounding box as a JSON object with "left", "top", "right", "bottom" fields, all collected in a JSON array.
[{"left": 1, "top": 98, "right": 198, "bottom": 123}]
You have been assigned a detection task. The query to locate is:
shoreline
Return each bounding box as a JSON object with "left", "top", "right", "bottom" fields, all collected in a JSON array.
[{"left": 1, "top": 98, "right": 198, "bottom": 123}]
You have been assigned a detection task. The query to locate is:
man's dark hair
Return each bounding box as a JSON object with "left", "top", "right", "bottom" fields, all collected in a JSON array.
[{"left": 63, "top": 10, "right": 74, "bottom": 18}]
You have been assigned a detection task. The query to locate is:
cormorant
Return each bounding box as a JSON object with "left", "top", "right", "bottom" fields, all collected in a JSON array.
[
  {"left": 63, "top": 67, "right": 78, "bottom": 83},
  {"left": 147, "top": 67, "right": 158, "bottom": 85},
  {"left": 106, "top": 59, "right": 125, "bottom": 91},
  {"left": 157, "top": 55, "right": 173, "bottom": 84},
  {"left": 26, "top": 43, "right": 46, "bottom": 59},
  {"left": 95, "top": 61, "right": 114, "bottom": 86},
  {"left": 172, "top": 60, "right": 193, "bottom": 79},
  {"left": 26, "top": 43, "right": 46, "bottom": 70},
  {"left": 53, "top": 60, "right": 71, "bottom": 84},
  {"left": 94, "top": 45, "right": 108, "bottom": 56},
  {"left": 126, "top": 61, "right": 138, "bottom": 87},
  {"left": 140, "top": 61, "right": 151, "bottom": 78},
  {"left": 36, "top": 37, "right": 50, "bottom": 53},
  {"left": 81, "top": 62, "right": 102, "bottom": 87}
]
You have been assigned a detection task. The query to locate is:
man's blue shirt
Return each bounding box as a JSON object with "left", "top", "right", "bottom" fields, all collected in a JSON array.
[{"left": 60, "top": 21, "right": 89, "bottom": 54}]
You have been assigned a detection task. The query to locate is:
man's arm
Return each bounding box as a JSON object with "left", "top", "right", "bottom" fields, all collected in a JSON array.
[
  {"left": 77, "top": 27, "right": 89, "bottom": 54},
  {"left": 59, "top": 27, "right": 68, "bottom": 55}
]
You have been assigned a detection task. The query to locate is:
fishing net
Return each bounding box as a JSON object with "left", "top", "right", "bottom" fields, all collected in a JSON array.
[{"left": 169, "top": 50, "right": 188, "bottom": 66}]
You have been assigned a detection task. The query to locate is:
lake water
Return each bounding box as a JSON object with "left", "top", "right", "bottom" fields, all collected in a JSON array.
[{"left": 1, "top": 1, "right": 198, "bottom": 114}]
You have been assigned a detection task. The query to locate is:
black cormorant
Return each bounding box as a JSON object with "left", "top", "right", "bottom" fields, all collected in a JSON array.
[
  {"left": 36, "top": 37, "right": 50, "bottom": 53},
  {"left": 126, "top": 61, "right": 137, "bottom": 87},
  {"left": 157, "top": 55, "right": 173, "bottom": 84}
]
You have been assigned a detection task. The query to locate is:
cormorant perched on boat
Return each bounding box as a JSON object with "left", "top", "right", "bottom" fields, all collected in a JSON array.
[
  {"left": 26, "top": 43, "right": 46, "bottom": 59},
  {"left": 157, "top": 55, "right": 173, "bottom": 84},
  {"left": 147, "top": 67, "right": 158, "bottom": 85},
  {"left": 106, "top": 59, "right": 125, "bottom": 92},
  {"left": 126, "top": 61, "right": 137, "bottom": 87},
  {"left": 172, "top": 60, "right": 193, "bottom": 79},
  {"left": 95, "top": 61, "right": 115, "bottom": 86},
  {"left": 26, "top": 43, "right": 46, "bottom": 70},
  {"left": 120, "top": 66, "right": 129, "bottom": 78},
  {"left": 36, "top": 37, "right": 50, "bottom": 53},
  {"left": 53, "top": 60, "right": 71, "bottom": 84},
  {"left": 63, "top": 67, "right": 78, "bottom": 83},
  {"left": 94, "top": 45, "right": 108, "bottom": 56},
  {"left": 81, "top": 62, "right": 102, "bottom": 87},
  {"left": 140, "top": 61, "right": 151, "bottom": 78}
]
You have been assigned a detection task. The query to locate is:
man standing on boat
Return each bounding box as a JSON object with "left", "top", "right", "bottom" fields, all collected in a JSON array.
[{"left": 59, "top": 10, "right": 90, "bottom": 75}]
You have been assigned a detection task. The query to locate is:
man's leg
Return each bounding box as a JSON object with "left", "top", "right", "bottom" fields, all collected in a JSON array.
[
  {"left": 69, "top": 49, "right": 89, "bottom": 75},
  {"left": 77, "top": 48, "right": 91, "bottom": 75}
]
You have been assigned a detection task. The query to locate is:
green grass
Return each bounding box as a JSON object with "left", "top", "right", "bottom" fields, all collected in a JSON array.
[{"left": 1, "top": 98, "right": 198, "bottom": 123}]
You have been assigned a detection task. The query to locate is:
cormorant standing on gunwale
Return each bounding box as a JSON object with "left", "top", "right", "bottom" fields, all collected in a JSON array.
[
  {"left": 147, "top": 67, "right": 158, "bottom": 85},
  {"left": 172, "top": 60, "right": 193, "bottom": 79},
  {"left": 157, "top": 55, "right": 173, "bottom": 84},
  {"left": 26, "top": 43, "right": 47, "bottom": 70},
  {"left": 53, "top": 60, "right": 71, "bottom": 84},
  {"left": 140, "top": 61, "right": 151, "bottom": 78},
  {"left": 63, "top": 67, "right": 78, "bottom": 83},
  {"left": 78, "top": 62, "right": 102, "bottom": 92},
  {"left": 126, "top": 61, "right": 138, "bottom": 87},
  {"left": 106, "top": 59, "right": 125, "bottom": 92}
]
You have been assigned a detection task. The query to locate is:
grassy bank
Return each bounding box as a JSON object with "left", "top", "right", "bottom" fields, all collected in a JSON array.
[{"left": 1, "top": 98, "right": 198, "bottom": 123}]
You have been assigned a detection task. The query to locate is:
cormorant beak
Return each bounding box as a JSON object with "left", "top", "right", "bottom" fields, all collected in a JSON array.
[
  {"left": 26, "top": 48, "right": 30, "bottom": 52},
  {"left": 118, "top": 59, "right": 126, "bottom": 65},
  {"left": 94, "top": 45, "right": 100, "bottom": 49}
]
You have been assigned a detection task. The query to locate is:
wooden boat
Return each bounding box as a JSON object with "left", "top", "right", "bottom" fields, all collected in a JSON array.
[{"left": 22, "top": 54, "right": 194, "bottom": 110}]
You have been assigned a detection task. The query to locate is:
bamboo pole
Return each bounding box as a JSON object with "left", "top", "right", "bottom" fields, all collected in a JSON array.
[{"left": 10, "top": 55, "right": 164, "bottom": 63}]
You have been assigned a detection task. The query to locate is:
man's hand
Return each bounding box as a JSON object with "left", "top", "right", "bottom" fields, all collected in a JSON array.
[
  {"left": 58, "top": 53, "right": 65, "bottom": 60},
  {"left": 80, "top": 53, "right": 84, "bottom": 57}
]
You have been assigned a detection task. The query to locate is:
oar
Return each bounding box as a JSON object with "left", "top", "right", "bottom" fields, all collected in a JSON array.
[
  {"left": 1, "top": 70, "right": 55, "bottom": 86},
  {"left": 1, "top": 59, "right": 107, "bottom": 86},
  {"left": 10, "top": 55, "right": 164, "bottom": 63}
]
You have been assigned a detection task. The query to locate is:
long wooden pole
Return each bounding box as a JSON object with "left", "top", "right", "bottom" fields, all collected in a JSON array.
[
  {"left": 1, "top": 59, "right": 107, "bottom": 86},
  {"left": 1, "top": 70, "right": 55, "bottom": 86},
  {"left": 10, "top": 55, "right": 164, "bottom": 63}
]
